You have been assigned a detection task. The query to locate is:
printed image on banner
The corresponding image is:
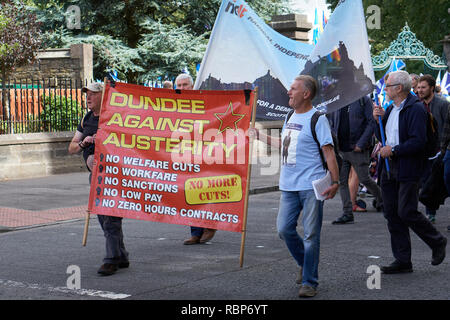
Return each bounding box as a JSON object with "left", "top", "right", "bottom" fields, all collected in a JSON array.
[
  {"left": 88, "top": 82, "right": 254, "bottom": 233},
  {"left": 300, "top": 0, "right": 376, "bottom": 114}
]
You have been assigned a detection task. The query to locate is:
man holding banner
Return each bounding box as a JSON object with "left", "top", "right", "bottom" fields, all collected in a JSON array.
[
  {"left": 69, "top": 82, "right": 130, "bottom": 276},
  {"left": 174, "top": 73, "right": 218, "bottom": 245},
  {"left": 254, "top": 75, "right": 339, "bottom": 298}
]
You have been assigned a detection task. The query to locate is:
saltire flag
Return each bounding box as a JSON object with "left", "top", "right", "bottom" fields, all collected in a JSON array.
[
  {"left": 313, "top": 8, "right": 328, "bottom": 45},
  {"left": 375, "top": 58, "right": 406, "bottom": 109},
  {"left": 312, "top": 8, "right": 323, "bottom": 45},
  {"left": 441, "top": 71, "right": 450, "bottom": 96},
  {"left": 313, "top": 8, "right": 319, "bottom": 44},
  {"left": 195, "top": 0, "right": 376, "bottom": 118},
  {"left": 374, "top": 58, "right": 405, "bottom": 108},
  {"left": 375, "top": 58, "right": 406, "bottom": 94}
]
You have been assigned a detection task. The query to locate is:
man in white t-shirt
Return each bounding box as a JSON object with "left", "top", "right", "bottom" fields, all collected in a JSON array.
[{"left": 253, "top": 75, "right": 339, "bottom": 298}]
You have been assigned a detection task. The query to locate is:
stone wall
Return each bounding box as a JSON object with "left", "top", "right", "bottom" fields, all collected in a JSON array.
[
  {"left": 0, "top": 132, "right": 85, "bottom": 181},
  {"left": 11, "top": 44, "right": 93, "bottom": 83}
]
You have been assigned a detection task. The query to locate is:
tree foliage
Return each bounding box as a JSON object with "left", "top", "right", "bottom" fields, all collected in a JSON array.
[
  {"left": 0, "top": 0, "right": 42, "bottom": 79},
  {"left": 0, "top": 0, "right": 42, "bottom": 130},
  {"left": 0, "top": 13, "right": 8, "bottom": 58},
  {"left": 30, "top": 0, "right": 292, "bottom": 82}
]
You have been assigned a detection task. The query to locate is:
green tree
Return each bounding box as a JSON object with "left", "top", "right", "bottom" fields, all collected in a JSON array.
[
  {"left": 137, "top": 20, "right": 208, "bottom": 80},
  {"left": 40, "top": 94, "right": 83, "bottom": 132},
  {"left": 30, "top": 0, "right": 292, "bottom": 82},
  {"left": 0, "top": 13, "right": 8, "bottom": 58},
  {"left": 0, "top": 0, "right": 42, "bottom": 132}
]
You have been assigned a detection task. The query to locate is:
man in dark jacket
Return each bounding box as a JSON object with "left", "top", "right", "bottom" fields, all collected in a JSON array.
[
  {"left": 329, "top": 96, "right": 383, "bottom": 224},
  {"left": 373, "top": 70, "right": 447, "bottom": 273},
  {"left": 417, "top": 74, "right": 450, "bottom": 223},
  {"left": 69, "top": 82, "right": 130, "bottom": 276}
]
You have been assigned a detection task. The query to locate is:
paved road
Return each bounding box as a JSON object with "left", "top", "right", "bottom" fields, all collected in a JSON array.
[{"left": 0, "top": 164, "right": 448, "bottom": 302}]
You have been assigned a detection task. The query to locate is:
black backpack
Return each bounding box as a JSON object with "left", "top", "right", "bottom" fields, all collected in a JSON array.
[{"left": 286, "top": 109, "right": 340, "bottom": 170}]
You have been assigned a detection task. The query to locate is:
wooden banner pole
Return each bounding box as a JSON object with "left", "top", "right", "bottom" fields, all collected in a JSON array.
[
  {"left": 82, "top": 210, "right": 90, "bottom": 246},
  {"left": 239, "top": 87, "right": 258, "bottom": 268}
]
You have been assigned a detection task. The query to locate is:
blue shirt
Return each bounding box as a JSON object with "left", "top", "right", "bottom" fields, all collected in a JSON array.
[{"left": 279, "top": 108, "right": 333, "bottom": 191}]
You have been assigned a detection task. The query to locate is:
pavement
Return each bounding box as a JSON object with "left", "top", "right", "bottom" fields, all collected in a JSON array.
[{"left": 0, "top": 156, "right": 449, "bottom": 303}]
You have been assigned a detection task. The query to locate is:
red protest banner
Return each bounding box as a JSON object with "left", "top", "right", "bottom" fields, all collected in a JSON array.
[{"left": 87, "top": 82, "right": 256, "bottom": 233}]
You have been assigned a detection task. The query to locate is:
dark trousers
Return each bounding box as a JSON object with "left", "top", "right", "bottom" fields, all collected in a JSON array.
[
  {"left": 339, "top": 150, "right": 383, "bottom": 215},
  {"left": 98, "top": 215, "right": 129, "bottom": 264},
  {"left": 90, "top": 173, "right": 128, "bottom": 264},
  {"left": 421, "top": 159, "right": 437, "bottom": 216},
  {"left": 191, "top": 226, "right": 204, "bottom": 237},
  {"left": 381, "top": 160, "right": 445, "bottom": 264},
  {"left": 443, "top": 150, "right": 450, "bottom": 194}
]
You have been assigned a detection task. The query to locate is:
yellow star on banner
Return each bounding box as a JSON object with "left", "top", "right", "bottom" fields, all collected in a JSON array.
[{"left": 214, "top": 102, "right": 246, "bottom": 135}]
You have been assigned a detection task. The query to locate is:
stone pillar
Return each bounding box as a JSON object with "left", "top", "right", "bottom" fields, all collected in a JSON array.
[
  {"left": 269, "top": 14, "right": 312, "bottom": 43},
  {"left": 70, "top": 43, "right": 93, "bottom": 83},
  {"left": 443, "top": 35, "right": 450, "bottom": 69}
]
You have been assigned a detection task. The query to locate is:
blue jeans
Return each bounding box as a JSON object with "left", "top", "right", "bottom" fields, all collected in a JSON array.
[
  {"left": 444, "top": 150, "right": 450, "bottom": 195},
  {"left": 277, "top": 190, "right": 324, "bottom": 288}
]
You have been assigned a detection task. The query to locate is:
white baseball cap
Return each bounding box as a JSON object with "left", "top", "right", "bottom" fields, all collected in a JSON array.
[{"left": 82, "top": 82, "right": 104, "bottom": 93}]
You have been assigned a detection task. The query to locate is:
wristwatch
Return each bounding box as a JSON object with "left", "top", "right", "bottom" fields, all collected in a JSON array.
[
  {"left": 391, "top": 146, "right": 397, "bottom": 157},
  {"left": 331, "top": 181, "right": 339, "bottom": 185}
]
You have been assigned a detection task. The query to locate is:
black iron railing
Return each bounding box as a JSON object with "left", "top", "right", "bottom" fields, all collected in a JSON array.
[{"left": 0, "top": 78, "right": 88, "bottom": 134}]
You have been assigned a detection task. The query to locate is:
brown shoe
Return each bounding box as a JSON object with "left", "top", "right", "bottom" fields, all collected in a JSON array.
[
  {"left": 200, "top": 229, "right": 216, "bottom": 243},
  {"left": 97, "top": 263, "right": 118, "bottom": 276},
  {"left": 183, "top": 235, "right": 201, "bottom": 245},
  {"left": 298, "top": 285, "right": 317, "bottom": 298}
]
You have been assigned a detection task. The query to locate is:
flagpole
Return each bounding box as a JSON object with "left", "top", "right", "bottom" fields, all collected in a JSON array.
[
  {"left": 374, "top": 92, "right": 390, "bottom": 179},
  {"left": 240, "top": 86, "right": 258, "bottom": 268}
]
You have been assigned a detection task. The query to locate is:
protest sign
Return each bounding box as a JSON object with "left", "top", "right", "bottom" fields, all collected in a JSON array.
[{"left": 86, "top": 82, "right": 256, "bottom": 238}]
